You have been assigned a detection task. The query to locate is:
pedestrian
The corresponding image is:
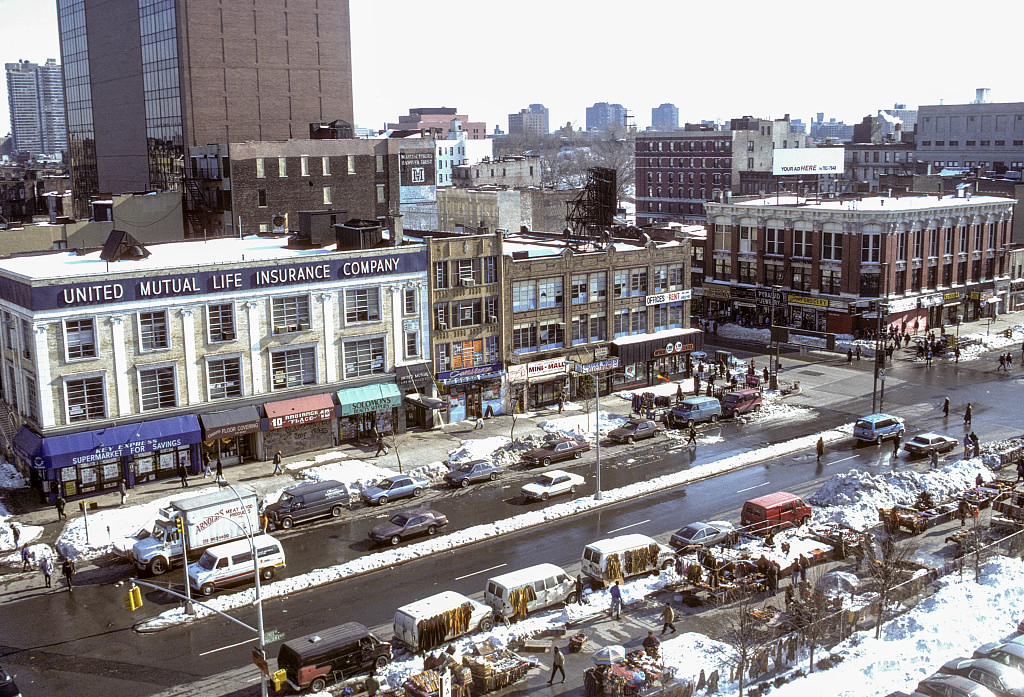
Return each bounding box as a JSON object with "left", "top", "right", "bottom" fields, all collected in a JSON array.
[
  {"left": 202, "top": 452, "right": 212, "bottom": 478},
  {"left": 790, "top": 560, "right": 799, "bottom": 586},
  {"left": 958, "top": 498, "right": 971, "bottom": 528},
  {"left": 61, "top": 556, "right": 75, "bottom": 592},
  {"left": 575, "top": 574, "right": 585, "bottom": 606},
  {"left": 660, "top": 602, "right": 676, "bottom": 635},
  {"left": 975, "top": 471, "right": 984, "bottom": 488},
  {"left": 963, "top": 433, "right": 972, "bottom": 459},
  {"left": 954, "top": 345, "right": 961, "bottom": 363},
  {"left": 548, "top": 645, "right": 565, "bottom": 684},
  {"left": 1016, "top": 454, "right": 1024, "bottom": 483},
  {"left": 215, "top": 457, "right": 224, "bottom": 482},
  {"left": 943, "top": 397, "right": 950, "bottom": 418},
  {"left": 474, "top": 416, "right": 484, "bottom": 430},
  {"left": 272, "top": 450, "right": 284, "bottom": 474},
  {"left": 642, "top": 631, "right": 661, "bottom": 659},
  {"left": 21, "top": 544, "right": 32, "bottom": 572},
  {"left": 847, "top": 348, "right": 853, "bottom": 363},
  {"left": 964, "top": 403, "right": 972, "bottom": 427},
  {"left": 609, "top": 580, "right": 622, "bottom": 619},
  {"left": 999, "top": 354, "right": 1006, "bottom": 371},
  {"left": 855, "top": 345, "right": 861, "bottom": 361},
  {"left": 1008, "top": 352, "right": 1014, "bottom": 370},
  {"left": 693, "top": 374, "right": 700, "bottom": 396},
  {"left": 766, "top": 560, "right": 779, "bottom": 596},
  {"left": 799, "top": 554, "right": 808, "bottom": 583},
  {"left": 177, "top": 457, "right": 189, "bottom": 488},
  {"left": 929, "top": 449, "right": 939, "bottom": 469},
  {"left": 763, "top": 528, "right": 775, "bottom": 549},
  {"left": 686, "top": 424, "right": 697, "bottom": 446},
  {"left": 762, "top": 366, "right": 769, "bottom": 383},
  {"left": 40, "top": 555, "right": 53, "bottom": 588},
  {"left": 557, "top": 393, "right": 564, "bottom": 414},
  {"left": 892, "top": 431, "right": 902, "bottom": 459},
  {"left": 970, "top": 431, "right": 980, "bottom": 456},
  {"left": 816, "top": 436, "right": 825, "bottom": 462},
  {"left": 676, "top": 384, "right": 684, "bottom": 403},
  {"left": 259, "top": 499, "right": 269, "bottom": 533},
  {"left": 12, "top": 523, "right": 20, "bottom": 547},
  {"left": 118, "top": 478, "right": 127, "bottom": 506},
  {"left": 365, "top": 674, "right": 380, "bottom": 697},
  {"left": 56, "top": 493, "right": 66, "bottom": 520},
  {"left": 375, "top": 435, "right": 388, "bottom": 456}
]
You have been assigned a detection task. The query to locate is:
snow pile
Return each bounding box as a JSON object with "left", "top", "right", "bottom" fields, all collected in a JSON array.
[
  {"left": 299, "top": 460, "right": 450, "bottom": 499},
  {"left": 809, "top": 458, "right": 991, "bottom": 530}
]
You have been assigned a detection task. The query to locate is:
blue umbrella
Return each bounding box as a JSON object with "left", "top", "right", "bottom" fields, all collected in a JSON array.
[{"left": 592, "top": 645, "right": 626, "bottom": 665}]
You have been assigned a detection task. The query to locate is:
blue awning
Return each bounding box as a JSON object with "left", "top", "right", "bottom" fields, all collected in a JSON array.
[{"left": 13, "top": 414, "right": 203, "bottom": 470}]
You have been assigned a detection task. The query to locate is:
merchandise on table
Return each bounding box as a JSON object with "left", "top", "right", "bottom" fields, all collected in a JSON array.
[{"left": 461, "top": 641, "right": 533, "bottom": 693}]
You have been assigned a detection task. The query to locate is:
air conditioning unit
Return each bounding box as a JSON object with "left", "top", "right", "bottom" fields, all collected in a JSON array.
[
  {"left": 488, "top": 315, "right": 498, "bottom": 324},
  {"left": 221, "top": 331, "right": 236, "bottom": 341},
  {"left": 438, "top": 322, "right": 448, "bottom": 331},
  {"left": 298, "top": 322, "right": 310, "bottom": 331},
  {"left": 460, "top": 277, "right": 477, "bottom": 287},
  {"left": 271, "top": 213, "right": 288, "bottom": 234},
  {"left": 273, "top": 324, "right": 294, "bottom": 335}
]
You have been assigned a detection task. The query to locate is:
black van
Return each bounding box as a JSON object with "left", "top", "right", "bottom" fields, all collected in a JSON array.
[
  {"left": 275, "top": 622, "right": 392, "bottom": 693},
  {"left": 266, "top": 480, "right": 348, "bottom": 530}
]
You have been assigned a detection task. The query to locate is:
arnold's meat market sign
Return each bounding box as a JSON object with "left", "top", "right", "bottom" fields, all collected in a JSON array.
[{"left": 772, "top": 148, "right": 845, "bottom": 176}]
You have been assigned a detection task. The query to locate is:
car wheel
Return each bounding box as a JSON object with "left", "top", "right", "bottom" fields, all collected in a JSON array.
[
  {"left": 799, "top": 516, "right": 810, "bottom": 527},
  {"left": 374, "top": 655, "right": 389, "bottom": 670},
  {"left": 427, "top": 525, "right": 438, "bottom": 535},
  {"left": 489, "top": 472, "right": 498, "bottom": 481},
  {"left": 542, "top": 457, "right": 552, "bottom": 466},
  {"left": 412, "top": 488, "right": 423, "bottom": 497},
  {"left": 331, "top": 505, "right": 343, "bottom": 518},
  {"left": 874, "top": 435, "right": 882, "bottom": 445},
  {"left": 201, "top": 583, "right": 215, "bottom": 597},
  {"left": 311, "top": 677, "right": 327, "bottom": 693},
  {"left": 569, "top": 485, "right": 578, "bottom": 495},
  {"left": 753, "top": 404, "right": 761, "bottom": 412},
  {"left": 574, "top": 451, "right": 582, "bottom": 459},
  {"left": 149, "top": 557, "right": 168, "bottom": 576},
  {"left": 460, "top": 479, "right": 470, "bottom": 488},
  {"left": 390, "top": 535, "right": 402, "bottom": 546},
  {"left": 565, "top": 591, "right": 578, "bottom": 605},
  {"left": 626, "top": 436, "right": 635, "bottom": 444},
  {"left": 377, "top": 495, "right": 388, "bottom": 505},
  {"left": 661, "top": 558, "right": 675, "bottom": 571},
  {"left": 280, "top": 517, "right": 294, "bottom": 530},
  {"left": 710, "top": 414, "right": 719, "bottom": 423},
  {"left": 479, "top": 617, "right": 494, "bottom": 632},
  {"left": 541, "top": 492, "right": 549, "bottom": 501},
  {"left": 261, "top": 567, "right": 274, "bottom": 580}
]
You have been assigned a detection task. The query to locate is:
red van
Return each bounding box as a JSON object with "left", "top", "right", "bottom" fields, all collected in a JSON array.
[{"left": 741, "top": 491, "right": 812, "bottom": 533}]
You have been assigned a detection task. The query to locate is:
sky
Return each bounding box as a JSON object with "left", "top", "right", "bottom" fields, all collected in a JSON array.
[{"left": 5, "top": 0, "right": 1024, "bottom": 140}]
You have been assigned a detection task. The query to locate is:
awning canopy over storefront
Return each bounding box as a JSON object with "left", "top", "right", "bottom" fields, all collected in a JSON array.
[
  {"left": 199, "top": 406, "right": 262, "bottom": 440},
  {"left": 336, "top": 382, "right": 401, "bottom": 417},
  {"left": 397, "top": 363, "right": 434, "bottom": 392},
  {"left": 404, "top": 393, "right": 446, "bottom": 410},
  {"left": 265, "top": 393, "right": 335, "bottom": 430},
  {"left": 610, "top": 328, "right": 704, "bottom": 365},
  {"left": 13, "top": 415, "right": 203, "bottom": 470}
]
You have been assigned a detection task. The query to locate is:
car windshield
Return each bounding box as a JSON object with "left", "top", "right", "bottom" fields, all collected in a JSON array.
[
  {"left": 678, "top": 525, "right": 702, "bottom": 539},
  {"left": 911, "top": 437, "right": 928, "bottom": 445},
  {"left": 389, "top": 514, "right": 409, "bottom": 526},
  {"left": 278, "top": 492, "right": 293, "bottom": 505},
  {"left": 722, "top": 396, "right": 740, "bottom": 405},
  {"left": 152, "top": 526, "right": 166, "bottom": 543},
  {"left": 197, "top": 551, "right": 217, "bottom": 571},
  {"left": 458, "top": 463, "right": 475, "bottom": 472},
  {"left": 538, "top": 477, "right": 554, "bottom": 486},
  {"left": 378, "top": 479, "right": 396, "bottom": 490}
]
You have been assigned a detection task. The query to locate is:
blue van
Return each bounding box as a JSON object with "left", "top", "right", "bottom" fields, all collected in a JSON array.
[
  {"left": 853, "top": 413, "right": 905, "bottom": 444},
  {"left": 668, "top": 396, "right": 722, "bottom": 428}
]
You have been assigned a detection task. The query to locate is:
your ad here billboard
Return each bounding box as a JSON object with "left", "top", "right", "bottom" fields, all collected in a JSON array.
[{"left": 772, "top": 148, "right": 845, "bottom": 176}]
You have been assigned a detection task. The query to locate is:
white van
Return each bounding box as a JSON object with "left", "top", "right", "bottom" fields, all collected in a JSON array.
[
  {"left": 393, "top": 590, "right": 493, "bottom": 653},
  {"left": 484, "top": 563, "right": 576, "bottom": 620},
  {"left": 580, "top": 533, "right": 674, "bottom": 587},
  {"left": 187, "top": 534, "right": 285, "bottom": 596}
]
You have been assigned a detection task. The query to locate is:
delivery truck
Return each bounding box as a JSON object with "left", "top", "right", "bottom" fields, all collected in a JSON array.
[{"left": 131, "top": 486, "right": 259, "bottom": 575}]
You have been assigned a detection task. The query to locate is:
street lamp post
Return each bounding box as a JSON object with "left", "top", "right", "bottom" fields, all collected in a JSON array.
[{"left": 219, "top": 481, "right": 268, "bottom": 697}]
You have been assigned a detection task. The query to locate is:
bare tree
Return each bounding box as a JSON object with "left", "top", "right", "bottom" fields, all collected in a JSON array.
[
  {"left": 713, "top": 593, "right": 774, "bottom": 697},
  {"left": 575, "top": 373, "right": 596, "bottom": 433},
  {"left": 790, "top": 569, "right": 836, "bottom": 673},
  {"left": 862, "top": 533, "right": 917, "bottom": 639},
  {"left": 382, "top": 429, "right": 410, "bottom": 474}
]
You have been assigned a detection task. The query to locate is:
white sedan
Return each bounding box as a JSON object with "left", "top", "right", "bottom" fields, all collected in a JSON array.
[
  {"left": 903, "top": 432, "right": 959, "bottom": 455},
  {"left": 520, "top": 470, "right": 585, "bottom": 501}
]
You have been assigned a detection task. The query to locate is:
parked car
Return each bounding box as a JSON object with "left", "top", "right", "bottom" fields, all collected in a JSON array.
[
  {"left": 360, "top": 475, "right": 430, "bottom": 506},
  {"left": 275, "top": 622, "right": 392, "bottom": 694},
  {"left": 938, "top": 657, "right": 1024, "bottom": 697},
  {"left": 853, "top": 413, "right": 906, "bottom": 445},
  {"left": 521, "top": 438, "right": 590, "bottom": 467},
  {"left": 741, "top": 491, "right": 812, "bottom": 533},
  {"left": 975, "top": 642, "right": 1024, "bottom": 673},
  {"left": 369, "top": 509, "right": 448, "bottom": 545},
  {"left": 443, "top": 459, "right": 503, "bottom": 488},
  {"left": 903, "top": 432, "right": 959, "bottom": 456},
  {"left": 720, "top": 389, "right": 763, "bottom": 417},
  {"left": 0, "top": 665, "right": 20, "bottom": 697},
  {"left": 265, "top": 479, "right": 349, "bottom": 529},
  {"left": 916, "top": 673, "right": 998, "bottom": 697},
  {"left": 521, "top": 470, "right": 585, "bottom": 501},
  {"left": 608, "top": 418, "right": 663, "bottom": 444},
  {"left": 667, "top": 396, "right": 722, "bottom": 428},
  {"left": 669, "top": 520, "right": 737, "bottom": 553}
]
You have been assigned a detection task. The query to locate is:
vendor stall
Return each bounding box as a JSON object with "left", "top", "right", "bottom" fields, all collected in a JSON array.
[
  {"left": 461, "top": 640, "right": 533, "bottom": 693},
  {"left": 584, "top": 646, "right": 667, "bottom": 697}
]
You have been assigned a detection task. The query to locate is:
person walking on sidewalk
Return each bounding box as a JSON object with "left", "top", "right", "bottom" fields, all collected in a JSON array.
[
  {"left": 1016, "top": 454, "right": 1024, "bottom": 483},
  {"left": 375, "top": 435, "right": 388, "bottom": 457},
  {"left": 21, "top": 544, "right": 32, "bottom": 571},
  {"left": 12, "top": 523, "right": 20, "bottom": 547},
  {"left": 999, "top": 354, "right": 1006, "bottom": 372},
  {"left": 40, "top": 555, "right": 53, "bottom": 588},
  {"left": 474, "top": 416, "right": 484, "bottom": 430},
  {"left": 575, "top": 574, "right": 585, "bottom": 606},
  {"left": 118, "top": 478, "right": 127, "bottom": 506},
  {"left": 272, "top": 450, "right": 284, "bottom": 475},
  {"left": 609, "top": 581, "right": 622, "bottom": 619},
  {"left": 215, "top": 458, "right": 224, "bottom": 482},
  {"left": 847, "top": 348, "right": 853, "bottom": 363},
  {"left": 61, "top": 556, "right": 75, "bottom": 593},
  {"left": 816, "top": 437, "right": 825, "bottom": 463},
  {"left": 56, "top": 494, "right": 66, "bottom": 520},
  {"left": 548, "top": 645, "right": 565, "bottom": 684},
  {"left": 964, "top": 403, "right": 973, "bottom": 428},
  {"left": 556, "top": 393, "right": 564, "bottom": 414},
  {"left": 660, "top": 602, "right": 677, "bottom": 635},
  {"left": 687, "top": 425, "right": 697, "bottom": 446},
  {"left": 177, "top": 457, "right": 189, "bottom": 488},
  {"left": 929, "top": 450, "right": 939, "bottom": 469},
  {"left": 943, "top": 397, "right": 950, "bottom": 418},
  {"left": 892, "top": 431, "right": 902, "bottom": 460},
  {"left": 202, "top": 452, "right": 212, "bottom": 478}
]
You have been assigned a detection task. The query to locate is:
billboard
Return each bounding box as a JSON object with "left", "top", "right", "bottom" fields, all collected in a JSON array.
[
  {"left": 772, "top": 148, "right": 845, "bottom": 176},
  {"left": 400, "top": 150, "right": 437, "bottom": 203}
]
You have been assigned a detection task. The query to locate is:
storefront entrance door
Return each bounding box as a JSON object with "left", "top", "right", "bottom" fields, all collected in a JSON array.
[{"left": 465, "top": 390, "right": 481, "bottom": 419}]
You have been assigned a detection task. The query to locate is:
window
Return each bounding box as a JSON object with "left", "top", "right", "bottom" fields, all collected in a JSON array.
[
  {"left": 208, "top": 303, "right": 236, "bottom": 342},
  {"left": 207, "top": 357, "right": 243, "bottom": 399},
  {"left": 433, "top": 261, "right": 449, "bottom": 289},
  {"left": 139, "top": 311, "right": 169, "bottom": 351},
  {"left": 20, "top": 319, "right": 31, "bottom": 359},
  {"left": 944, "top": 228, "right": 953, "bottom": 255},
  {"left": 454, "top": 258, "right": 479, "bottom": 284},
  {"left": 913, "top": 229, "right": 923, "bottom": 259},
  {"left": 434, "top": 303, "right": 449, "bottom": 329},
  {"left": 323, "top": 186, "right": 332, "bottom": 205},
  {"left": 452, "top": 299, "right": 482, "bottom": 328},
  {"left": 571, "top": 274, "right": 589, "bottom": 304},
  {"left": 897, "top": 231, "right": 907, "bottom": 261},
  {"left": 668, "top": 264, "right": 684, "bottom": 289},
  {"left": 714, "top": 223, "right": 730, "bottom": 250},
  {"left": 24, "top": 373, "right": 38, "bottom": 422},
  {"left": 589, "top": 314, "right": 607, "bottom": 342},
  {"left": 713, "top": 257, "right": 731, "bottom": 280},
  {"left": 2, "top": 313, "right": 11, "bottom": 350},
  {"left": 436, "top": 343, "right": 450, "bottom": 372},
  {"left": 512, "top": 281, "right": 536, "bottom": 311},
  {"left": 820, "top": 269, "right": 841, "bottom": 295},
  {"left": 512, "top": 322, "right": 537, "bottom": 354},
  {"left": 376, "top": 185, "right": 385, "bottom": 203},
  {"left": 139, "top": 365, "right": 176, "bottom": 411},
  {"left": 738, "top": 261, "right": 756, "bottom": 284},
  {"left": 271, "top": 295, "right": 311, "bottom": 333},
  {"left": 764, "top": 262, "right": 784, "bottom": 286},
  {"left": 652, "top": 304, "right": 668, "bottom": 331},
  {"left": 792, "top": 226, "right": 811, "bottom": 257},
  {"left": 975, "top": 224, "right": 983, "bottom": 249},
  {"left": 403, "top": 287, "right": 417, "bottom": 316},
  {"left": 344, "top": 287, "right": 381, "bottom": 324},
  {"left": 791, "top": 267, "right": 810, "bottom": 291},
  {"left": 300, "top": 156, "right": 309, "bottom": 176},
  {"left": 629, "top": 268, "right": 647, "bottom": 296},
  {"left": 539, "top": 320, "right": 564, "bottom": 350},
  {"left": 277, "top": 157, "right": 287, "bottom": 177},
  {"left": 861, "top": 233, "right": 880, "bottom": 263},
  {"left": 630, "top": 309, "right": 646, "bottom": 334},
  {"left": 613, "top": 309, "right": 629, "bottom": 338},
  {"left": 959, "top": 226, "right": 968, "bottom": 253},
  {"left": 65, "top": 375, "right": 105, "bottom": 422},
  {"left": 821, "top": 230, "right": 842, "bottom": 261},
  {"left": 256, "top": 158, "right": 265, "bottom": 178},
  {"left": 271, "top": 346, "right": 318, "bottom": 388},
  {"left": 652, "top": 266, "right": 668, "bottom": 293},
  {"left": 376, "top": 155, "right": 385, "bottom": 172},
  {"left": 613, "top": 269, "right": 629, "bottom": 298},
  {"left": 258, "top": 190, "right": 267, "bottom": 207},
  {"left": 765, "top": 226, "right": 784, "bottom": 255},
  {"left": 404, "top": 331, "right": 419, "bottom": 359},
  {"left": 483, "top": 256, "right": 499, "bottom": 284},
  {"left": 571, "top": 315, "right": 588, "bottom": 345},
  {"left": 929, "top": 229, "right": 939, "bottom": 257},
  {"left": 322, "top": 156, "right": 331, "bottom": 175},
  {"left": 537, "top": 278, "right": 563, "bottom": 308},
  {"left": 64, "top": 317, "right": 96, "bottom": 358},
  {"left": 739, "top": 225, "right": 757, "bottom": 253},
  {"left": 589, "top": 273, "right": 607, "bottom": 300}
]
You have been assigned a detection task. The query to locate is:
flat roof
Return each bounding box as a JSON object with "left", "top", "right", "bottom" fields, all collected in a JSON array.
[{"left": 711, "top": 193, "right": 1013, "bottom": 213}]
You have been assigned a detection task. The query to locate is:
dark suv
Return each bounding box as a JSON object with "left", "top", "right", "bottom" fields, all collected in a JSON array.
[
  {"left": 275, "top": 622, "right": 392, "bottom": 694},
  {"left": 266, "top": 480, "right": 349, "bottom": 530}
]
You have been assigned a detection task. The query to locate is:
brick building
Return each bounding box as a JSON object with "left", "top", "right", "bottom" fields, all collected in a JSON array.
[
  {"left": 386, "top": 108, "right": 486, "bottom": 140},
  {"left": 452, "top": 156, "right": 542, "bottom": 188}
]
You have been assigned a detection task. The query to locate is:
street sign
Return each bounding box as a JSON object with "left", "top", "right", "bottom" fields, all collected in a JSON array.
[
  {"left": 879, "top": 369, "right": 885, "bottom": 381},
  {"left": 264, "top": 629, "right": 284, "bottom": 643},
  {"left": 252, "top": 647, "right": 269, "bottom": 675}
]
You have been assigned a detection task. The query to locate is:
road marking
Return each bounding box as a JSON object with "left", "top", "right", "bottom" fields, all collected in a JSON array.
[
  {"left": 828, "top": 455, "right": 857, "bottom": 466},
  {"left": 199, "top": 638, "right": 251, "bottom": 656},
  {"left": 455, "top": 563, "right": 507, "bottom": 581},
  {"left": 737, "top": 482, "right": 771, "bottom": 493},
  {"left": 607, "top": 519, "right": 650, "bottom": 534}
]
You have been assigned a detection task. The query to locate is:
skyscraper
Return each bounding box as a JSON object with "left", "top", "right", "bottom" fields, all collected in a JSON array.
[
  {"left": 651, "top": 103, "right": 678, "bottom": 132},
  {"left": 508, "top": 105, "right": 548, "bottom": 137},
  {"left": 5, "top": 59, "right": 66, "bottom": 157},
  {"left": 57, "top": 0, "right": 354, "bottom": 217},
  {"left": 585, "top": 102, "right": 627, "bottom": 132}
]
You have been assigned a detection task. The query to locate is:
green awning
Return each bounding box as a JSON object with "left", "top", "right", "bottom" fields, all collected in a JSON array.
[{"left": 336, "top": 382, "right": 401, "bottom": 416}]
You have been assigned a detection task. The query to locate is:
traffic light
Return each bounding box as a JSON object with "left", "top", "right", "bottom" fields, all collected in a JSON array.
[
  {"left": 174, "top": 516, "right": 184, "bottom": 535},
  {"left": 271, "top": 669, "right": 287, "bottom": 692},
  {"left": 1004, "top": 328, "right": 1013, "bottom": 339},
  {"left": 123, "top": 584, "right": 142, "bottom": 611}
]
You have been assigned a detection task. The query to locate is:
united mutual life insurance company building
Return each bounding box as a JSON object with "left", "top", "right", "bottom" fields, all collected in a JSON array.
[{"left": 2, "top": 236, "right": 432, "bottom": 503}]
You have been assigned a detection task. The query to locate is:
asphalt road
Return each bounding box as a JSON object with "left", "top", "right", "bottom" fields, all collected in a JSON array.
[{"left": 3, "top": 350, "right": 1022, "bottom": 696}]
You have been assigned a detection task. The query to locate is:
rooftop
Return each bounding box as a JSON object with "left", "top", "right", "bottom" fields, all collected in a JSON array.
[{"left": 714, "top": 193, "right": 1013, "bottom": 213}]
